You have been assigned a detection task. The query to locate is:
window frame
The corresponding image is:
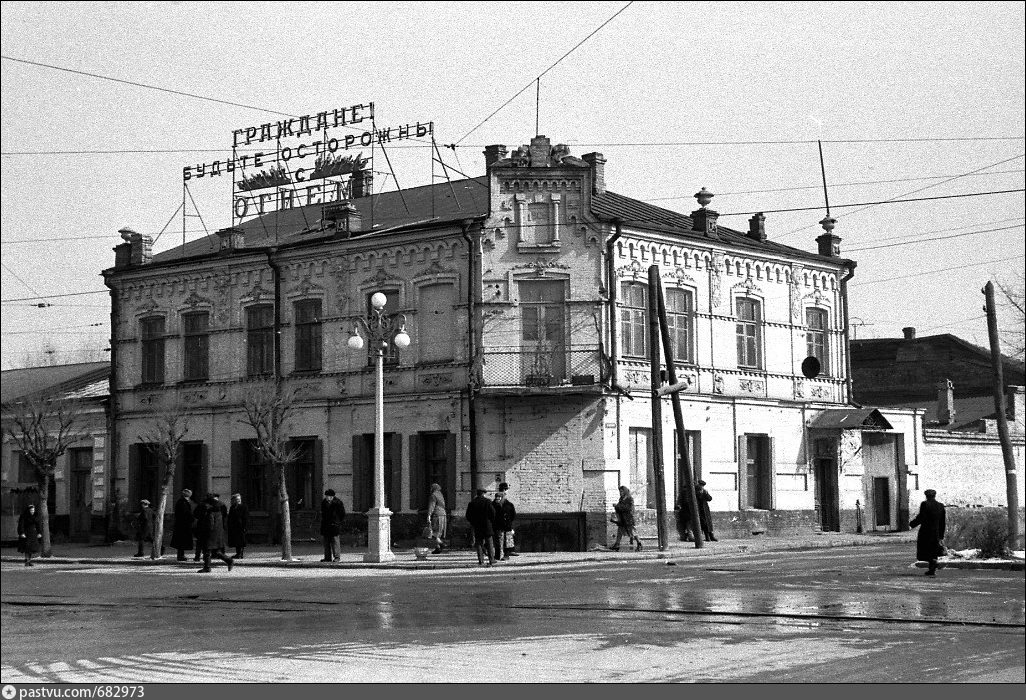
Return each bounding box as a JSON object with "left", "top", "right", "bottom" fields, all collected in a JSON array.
[
  {"left": 293, "top": 299, "right": 323, "bottom": 373},
  {"left": 182, "top": 311, "right": 210, "bottom": 382},
  {"left": 140, "top": 315, "right": 166, "bottom": 385},
  {"left": 246, "top": 304, "right": 275, "bottom": 378},
  {"left": 620, "top": 282, "right": 648, "bottom": 358},
  {"left": 735, "top": 298, "right": 763, "bottom": 370},
  {"left": 805, "top": 307, "right": 830, "bottom": 376},
  {"left": 664, "top": 287, "right": 695, "bottom": 365}
]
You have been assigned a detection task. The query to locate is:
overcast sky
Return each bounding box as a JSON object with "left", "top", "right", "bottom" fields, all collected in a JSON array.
[{"left": 1, "top": 1, "right": 1023, "bottom": 370}]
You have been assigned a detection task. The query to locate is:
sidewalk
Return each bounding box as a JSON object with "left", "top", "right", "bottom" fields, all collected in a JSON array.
[{"left": 1, "top": 531, "right": 926, "bottom": 571}]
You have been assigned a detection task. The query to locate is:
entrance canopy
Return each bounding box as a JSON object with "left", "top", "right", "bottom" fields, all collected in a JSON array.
[{"left": 808, "top": 408, "right": 893, "bottom": 430}]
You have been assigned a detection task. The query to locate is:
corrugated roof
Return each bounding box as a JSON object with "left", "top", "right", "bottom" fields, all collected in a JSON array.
[{"left": 1, "top": 362, "right": 109, "bottom": 403}]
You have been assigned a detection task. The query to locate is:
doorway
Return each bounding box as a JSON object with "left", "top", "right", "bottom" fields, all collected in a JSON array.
[
  {"left": 873, "top": 477, "right": 891, "bottom": 528},
  {"left": 814, "top": 457, "right": 840, "bottom": 531},
  {"left": 69, "top": 447, "right": 93, "bottom": 541}
]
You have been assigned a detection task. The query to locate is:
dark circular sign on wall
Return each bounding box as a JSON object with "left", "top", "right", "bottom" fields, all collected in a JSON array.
[{"left": 801, "top": 356, "right": 822, "bottom": 379}]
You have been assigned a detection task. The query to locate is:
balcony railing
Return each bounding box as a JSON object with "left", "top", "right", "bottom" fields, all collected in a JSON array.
[{"left": 479, "top": 344, "right": 602, "bottom": 389}]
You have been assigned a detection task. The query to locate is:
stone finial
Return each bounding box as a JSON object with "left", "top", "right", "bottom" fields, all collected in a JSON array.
[
  {"left": 694, "top": 187, "right": 714, "bottom": 208},
  {"left": 691, "top": 188, "right": 718, "bottom": 237},
  {"left": 816, "top": 216, "right": 841, "bottom": 257}
]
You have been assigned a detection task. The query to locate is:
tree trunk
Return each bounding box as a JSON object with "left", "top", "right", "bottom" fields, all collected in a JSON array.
[
  {"left": 39, "top": 471, "right": 53, "bottom": 557},
  {"left": 279, "top": 464, "right": 293, "bottom": 561},
  {"left": 152, "top": 475, "right": 173, "bottom": 559}
]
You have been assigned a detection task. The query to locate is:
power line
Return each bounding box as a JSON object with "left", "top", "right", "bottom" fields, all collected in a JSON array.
[
  {"left": 456, "top": 1, "right": 635, "bottom": 145},
  {"left": 920, "top": 314, "right": 988, "bottom": 333},
  {"left": 1, "top": 290, "right": 107, "bottom": 304},
  {"left": 851, "top": 255, "right": 1023, "bottom": 286},
  {"left": 1, "top": 260, "right": 47, "bottom": 301},
  {"left": 1, "top": 55, "right": 296, "bottom": 118},
  {"left": 846, "top": 223, "right": 1024, "bottom": 252},
  {"left": 843, "top": 216, "right": 1024, "bottom": 248},
  {"left": 715, "top": 188, "right": 1024, "bottom": 218}
]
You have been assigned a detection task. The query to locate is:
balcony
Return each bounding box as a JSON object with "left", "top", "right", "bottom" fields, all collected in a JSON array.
[{"left": 479, "top": 344, "right": 603, "bottom": 394}]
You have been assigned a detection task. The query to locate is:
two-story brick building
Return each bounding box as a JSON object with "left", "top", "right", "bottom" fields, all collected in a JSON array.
[{"left": 103, "top": 135, "right": 920, "bottom": 549}]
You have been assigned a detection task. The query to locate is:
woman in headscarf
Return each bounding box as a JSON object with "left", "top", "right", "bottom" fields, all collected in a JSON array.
[
  {"left": 611, "top": 485, "right": 641, "bottom": 551},
  {"left": 17, "top": 504, "right": 42, "bottom": 566},
  {"left": 426, "top": 483, "right": 447, "bottom": 554}
]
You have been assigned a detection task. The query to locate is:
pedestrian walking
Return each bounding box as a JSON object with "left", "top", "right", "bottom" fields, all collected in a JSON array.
[
  {"left": 910, "top": 489, "right": 946, "bottom": 576},
  {"left": 426, "top": 483, "right": 447, "bottom": 554},
  {"left": 320, "top": 489, "right": 346, "bottom": 562},
  {"left": 133, "top": 499, "right": 155, "bottom": 558},
  {"left": 611, "top": 485, "right": 641, "bottom": 551},
  {"left": 465, "top": 488, "right": 497, "bottom": 566},
  {"left": 195, "top": 494, "right": 233, "bottom": 573},
  {"left": 192, "top": 499, "right": 205, "bottom": 562},
  {"left": 492, "top": 490, "right": 517, "bottom": 560},
  {"left": 171, "top": 489, "right": 196, "bottom": 561},
  {"left": 695, "top": 480, "right": 717, "bottom": 542},
  {"left": 497, "top": 482, "right": 518, "bottom": 557},
  {"left": 17, "top": 504, "right": 42, "bottom": 567},
  {"left": 226, "top": 493, "right": 249, "bottom": 559}
]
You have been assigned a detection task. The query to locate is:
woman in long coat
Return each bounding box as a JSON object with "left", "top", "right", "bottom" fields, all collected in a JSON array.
[
  {"left": 17, "top": 504, "right": 42, "bottom": 566},
  {"left": 612, "top": 485, "right": 641, "bottom": 551},
  {"left": 910, "top": 489, "right": 946, "bottom": 576},
  {"left": 194, "top": 496, "right": 233, "bottom": 573},
  {"left": 426, "top": 483, "right": 447, "bottom": 554}
]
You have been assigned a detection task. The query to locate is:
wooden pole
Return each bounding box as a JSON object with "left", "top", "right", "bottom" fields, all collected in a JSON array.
[
  {"left": 648, "top": 265, "right": 669, "bottom": 551},
  {"left": 654, "top": 271, "right": 704, "bottom": 548},
  {"left": 983, "top": 281, "right": 1021, "bottom": 551}
]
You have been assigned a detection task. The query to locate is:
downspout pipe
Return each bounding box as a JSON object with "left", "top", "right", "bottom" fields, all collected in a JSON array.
[
  {"left": 604, "top": 218, "right": 624, "bottom": 388},
  {"left": 102, "top": 272, "right": 120, "bottom": 542},
  {"left": 264, "top": 248, "right": 283, "bottom": 383},
  {"left": 460, "top": 221, "right": 481, "bottom": 491},
  {"left": 841, "top": 260, "right": 857, "bottom": 404}
]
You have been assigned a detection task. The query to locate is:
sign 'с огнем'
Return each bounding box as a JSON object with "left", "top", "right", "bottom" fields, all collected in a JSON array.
[{"left": 180, "top": 101, "right": 433, "bottom": 223}]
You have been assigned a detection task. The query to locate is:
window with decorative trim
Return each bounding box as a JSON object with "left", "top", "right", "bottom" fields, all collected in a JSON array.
[
  {"left": 140, "top": 316, "right": 165, "bottom": 384},
  {"left": 519, "top": 280, "right": 566, "bottom": 383},
  {"left": 805, "top": 308, "right": 829, "bottom": 375},
  {"left": 620, "top": 282, "right": 648, "bottom": 358},
  {"left": 293, "top": 299, "right": 322, "bottom": 372},
  {"left": 182, "top": 311, "right": 209, "bottom": 381},
  {"left": 665, "top": 287, "right": 695, "bottom": 364},
  {"left": 735, "top": 298, "right": 762, "bottom": 369},
  {"left": 246, "top": 305, "right": 274, "bottom": 377}
]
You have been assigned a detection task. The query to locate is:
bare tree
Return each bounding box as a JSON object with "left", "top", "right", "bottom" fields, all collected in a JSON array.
[
  {"left": 3, "top": 395, "right": 85, "bottom": 556},
  {"left": 239, "top": 381, "right": 304, "bottom": 561},
  {"left": 995, "top": 276, "right": 1025, "bottom": 361},
  {"left": 138, "top": 404, "right": 190, "bottom": 559}
]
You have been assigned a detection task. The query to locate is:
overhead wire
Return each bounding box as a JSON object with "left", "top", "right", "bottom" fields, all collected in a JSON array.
[{"left": 850, "top": 255, "right": 1023, "bottom": 286}]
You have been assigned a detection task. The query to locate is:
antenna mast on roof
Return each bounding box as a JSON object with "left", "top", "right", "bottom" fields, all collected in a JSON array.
[
  {"left": 818, "top": 140, "right": 831, "bottom": 217},
  {"left": 535, "top": 78, "right": 541, "bottom": 137}
]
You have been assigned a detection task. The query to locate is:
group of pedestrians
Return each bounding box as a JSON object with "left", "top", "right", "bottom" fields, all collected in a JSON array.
[
  {"left": 133, "top": 489, "right": 248, "bottom": 572},
  {"left": 464, "top": 482, "right": 518, "bottom": 566}
]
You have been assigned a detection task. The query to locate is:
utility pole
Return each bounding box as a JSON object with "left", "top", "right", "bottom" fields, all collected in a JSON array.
[
  {"left": 647, "top": 265, "right": 669, "bottom": 551},
  {"left": 983, "top": 281, "right": 1021, "bottom": 551}
]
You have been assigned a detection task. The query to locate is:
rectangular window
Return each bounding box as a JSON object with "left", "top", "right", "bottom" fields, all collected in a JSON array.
[
  {"left": 354, "top": 433, "right": 398, "bottom": 511},
  {"left": 138, "top": 444, "right": 160, "bottom": 506},
  {"left": 665, "top": 288, "right": 694, "bottom": 364},
  {"left": 735, "top": 299, "right": 762, "bottom": 369},
  {"left": 620, "top": 283, "right": 648, "bottom": 357},
  {"left": 181, "top": 442, "right": 204, "bottom": 497},
  {"left": 294, "top": 300, "right": 322, "bottom": 372},
  {"left": 418, "top": 284, "right": 456, "bottom": 363},
  {"left": 805, "top": 308, "right": 829, "bottom": 375},
  {"left": 16, "top": 451, "right": 34, "bottom": 483},
  {"left": 367, "top": 290, "right": 401, "bottom": 367},
  {"left": 629, "top": 427, "right": 654, "bottom": 509},
  {"left": 519, "top": 280, "right": 566, "bottom": 383},
  {"left": 182, "top": 311, "right": 209, "bottom": 381},
  {"left": 140, "top": 317, "right": 165, "bottom": 384},
  {"left": 287, "top": 439, "right": 316, "bottom": 510},
  {"left": 247, "top": 305, "right": 275, "bottom": 377},
  {"left": 243, "top": 441, "right": 270, "bottom": 512}
]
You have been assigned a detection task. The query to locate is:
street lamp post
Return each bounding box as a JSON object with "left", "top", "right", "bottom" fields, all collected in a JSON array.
[{"left": 347, "top": 292, "right": 411, "bottom": 562}]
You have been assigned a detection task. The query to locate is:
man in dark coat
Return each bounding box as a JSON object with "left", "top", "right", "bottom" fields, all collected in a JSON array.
[
  {"left": 320, "top": 489, "right": 346, "bottom": 562},
  {"left": 226, "top": 493, "right": 249, "bottom": 559},
  {"left": 195, "top": 494, "right": 233, "bottom": 573},
  {"left": 695, "top": 480, "right": 717, "bottom": 542},
  {"left": 465, "top": 489, "right": 497, "bottom": 566},
  {"left": 910, "top": 489, "right": 946, "bottom": 576},
  {"left": 492, "top": 491, "right": 517, "bottom": 561},
  {"left": 133, "top": 499, "right": 155, "bottom": 557},
  {"left": 17, "top": 504, "right": 42, "bottom": 567},
  {"left": 171, "top": 489, "right": 196, "bottom": 561}
]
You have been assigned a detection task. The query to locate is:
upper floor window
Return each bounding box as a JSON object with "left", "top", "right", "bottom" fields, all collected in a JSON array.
[
  {"left": 519, "top": 280, "right": 567, "bottom": 383},
  {"left": 805, "top": 308, "right": 830, "bottom": 376},
  {"left": 247, "top": 305, "right": 274, "bottom": 377},
  {"left": 735, "top": 298, "right": 762, "bottom": 369},
  {"left": 140, "top": 316, "right": 165, "bottom": 384},
  {"left": 182, "top": 311, "right": 209, "bottom": 381},
  {"left": 293, "top": 299, "right": 322, "bottom": 373},
  {"left": 665, "top": 288, "right": 695, "bottom": 364},
  {"left": 620, "top": 282, "right": 648, "bottom": 358},
  {"left": 367, "top": 290, "right": 401, "bottom": 367}
]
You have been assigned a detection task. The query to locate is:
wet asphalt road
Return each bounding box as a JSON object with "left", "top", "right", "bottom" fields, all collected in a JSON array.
[{"left": 1, "top": 543, "right": 1023, "bottom": 682}]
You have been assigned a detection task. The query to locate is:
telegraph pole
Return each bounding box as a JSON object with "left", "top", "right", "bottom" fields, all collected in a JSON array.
[
  {"left": 648, "top": 265, "right": 669, "bottom": 551},
  {"left": 983, "top": 281, "right": 1021, "bottom": 551}
]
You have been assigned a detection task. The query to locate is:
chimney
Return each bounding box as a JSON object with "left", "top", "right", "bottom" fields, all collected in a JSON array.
[
  {"left": 582, "top": 152, "right": 607, "bottom": 195},
  {"left": 936, "top": 379, "right": 956, "bottom": 425},
  {"left": 484, "top": 144, "right": 508, "bottom": 168},
  {"left": 323, "top": 201, "right": 362, "bottom": 238},
  {"left": 117, "top": 226, "right": 152, "bottom": 266},
  {"left": 351, "top": 170, "right": 373, "bottom": 198},
  {"left": 690, "top": 187, "right": 719, "bottom": 238},
  {"left": 748, "top": 212, "right": 767, "bottom": 242},
  {"left": 815, "top": 216, "right": 841, "bottom": 257},
  {"left": 216, "top": 226, "right": 245, "bottom": 252},
  {"left": 1008, "top": 385, "right": 1025, "bottom": 433},
  {"left": 528, "top": 135, "right": 551, "bottom": 166},
  {"left": 902, "top": 327, "right": 916, "bottom": 340}
]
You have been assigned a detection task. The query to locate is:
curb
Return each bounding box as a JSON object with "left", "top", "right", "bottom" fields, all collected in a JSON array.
[{"left": 913, "top": 560, "right": 1025, "bottom": 572}]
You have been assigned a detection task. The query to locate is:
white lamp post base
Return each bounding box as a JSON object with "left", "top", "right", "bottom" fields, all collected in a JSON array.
[{"left": 364, "top": 507, "right": 395, "bottom": 562}]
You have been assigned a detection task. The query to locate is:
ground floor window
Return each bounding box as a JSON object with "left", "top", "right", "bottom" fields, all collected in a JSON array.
[
  {"left": 629, "top": 427, "right": 654, "bottom": 508},
  {"left": 352, "top": 433, "right": 400, "bottom": 512}
]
